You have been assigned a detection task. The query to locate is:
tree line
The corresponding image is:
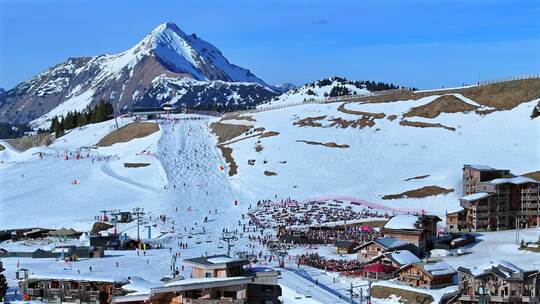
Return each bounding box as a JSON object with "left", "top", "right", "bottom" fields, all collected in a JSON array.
[{"left": 50, "top": 100, "right": 114, "bottom": 137}]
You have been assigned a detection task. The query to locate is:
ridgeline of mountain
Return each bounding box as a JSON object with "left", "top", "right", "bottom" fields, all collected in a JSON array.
[{"left": 0, "top": 22, "right": 280, "bottom": 126}]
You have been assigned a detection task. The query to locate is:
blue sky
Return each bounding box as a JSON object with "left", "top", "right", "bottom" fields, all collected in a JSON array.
[{"left": 0, "top": 0, "right": 539, "bottom": 89}]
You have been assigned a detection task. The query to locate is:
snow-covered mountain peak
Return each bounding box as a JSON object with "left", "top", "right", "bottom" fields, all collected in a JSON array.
[{"left": 0, "top": 22, "right": 280, "bottom": 124}]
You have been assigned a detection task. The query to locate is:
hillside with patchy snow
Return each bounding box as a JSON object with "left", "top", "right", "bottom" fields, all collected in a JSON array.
[
  {"left": 0, "top": 22, "right": 278, "bottom": 126},
  {"left": 214, "top": 80, "right": 540, "bottom": 219}
]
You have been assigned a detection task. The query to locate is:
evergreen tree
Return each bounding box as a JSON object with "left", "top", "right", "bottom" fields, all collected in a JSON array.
[
  {"left": 531, "top": 102, "right": 540, "bottom": 119},
  {"left": 0, "top": 259, "right": 7, "bottom": 302}
]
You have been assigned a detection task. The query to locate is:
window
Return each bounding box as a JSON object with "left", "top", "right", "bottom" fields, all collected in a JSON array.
[
  {"left": 205, "top": 272, "right": 212, "bottom": 278},
  {"left": 223, "top": 291, "right": 236, "bottom": 299}
]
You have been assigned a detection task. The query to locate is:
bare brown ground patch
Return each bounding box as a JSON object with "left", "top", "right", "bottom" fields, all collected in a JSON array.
[
  {"left": 339, "top": 78, "right": 540, "bottom": 111},
  {"left": 337, "top": 102, "right": 386, "bottom": 118},
  {"left": 328, "top": 117, "right": 376, "bottom": 128},
  {"left": 382, "top": 185, "right": 454, "bottom": 200},
  {"left": 264, "top": 170, "right": 277, "bottom": 176},
  {"left": 523, "top": 170, "right": 540, "bottom": 181},
  {"left": 296, "top": 140, "right": 350, "bottom": 148},
  {"left": 399, "top": 120, "right": 456, "bottom": 131},
  {"left": 217, "top": 145, "right": 237, "bottom": 176},
  {"left": 371, "top": 285, "right": 434, "bottom": 303},
  {"left": 293, "top": 115, "right": 327, "bottom": 127},
  {"left": 96, "top": 122, "right": 159, "bottom": 147},
  {"left": 209, "top": 121, "right": 253, "bottom": 144},
  {"left": 404, "top": 95, "right": 478, "bottom": 118},
  {"left": 123, "top": 163, "right": 150, "bottom": 168},
  {"left": 404, "top": 174, "right": 430, "bottom": 181},
  {"left": 221, "top": 114, "right": 256, "bottom": 122},
  {"left": 387, "top": 114, "right": 398, "bottom": 121},
  {"left": 6, "top": 133, "right": 53, "bottom": 151}
]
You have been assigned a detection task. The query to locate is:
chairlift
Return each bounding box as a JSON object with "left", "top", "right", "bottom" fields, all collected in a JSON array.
[
  {"left": 305, "top": 285, "right": 312, "bottom": 298},
  {"left": 294, "top": 288, "right": 302, "bottom": 299}
]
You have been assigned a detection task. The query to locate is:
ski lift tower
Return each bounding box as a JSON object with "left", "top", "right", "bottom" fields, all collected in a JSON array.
[
  {"left": 132, "top": 207, "right": 145, "bottom": 242},
  {"left": 270, "top": 242, "right": 290, "bottom": 268},
  {"left": 109, "top": 209, "right": 121, "bottom": 235},
  {"left": 99, "top": 210, "right": 109, "bottom": 222},
  {"left": 220, "top": 231, "right": 238, "bottom": 256}
]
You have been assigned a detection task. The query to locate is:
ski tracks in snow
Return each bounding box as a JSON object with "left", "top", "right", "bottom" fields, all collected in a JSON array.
[{"left": 156, "top": 119, "right": 245, "bottom": 252}]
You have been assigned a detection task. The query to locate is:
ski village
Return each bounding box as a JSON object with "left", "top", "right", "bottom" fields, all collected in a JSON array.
[{"left": 1, "top": 18, "right": 540, "bottom": 304}]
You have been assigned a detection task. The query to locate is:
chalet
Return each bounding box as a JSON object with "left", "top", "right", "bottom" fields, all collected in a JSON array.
[
  {"left": 362, "top": 262, "right": 397, "bottom": 281},
  {"left": 335, "top": 240, "right": 357, "bottom": 254},
  {"left": 381, "top": 214, "right": 441, "bottom": 251},
  {"left": 455, "top": 261, "right": 540, "bottom": 303},
  {"left": 183, "top": 255, "right": 249, "bottom": 278},
  {"left": 19, "top": 274, "right": 129, "bottom": 303},
  {"left": 113, "top": 255, "right": 282, "bottom": 304},
  {"left": 396, "top": 260, "right": 456, "bottom": 289},
  {"left": 371, "top": 250, "right": 422, "bottom": 269},
  {"left": 356, "top": 237, "right": 419, "bottom": 262},
  {"left": 361, "top": 250, "right": 422, "bottom": 281},
  {"left": 0, "top": 246, "right": 104, "bottom": 259}
]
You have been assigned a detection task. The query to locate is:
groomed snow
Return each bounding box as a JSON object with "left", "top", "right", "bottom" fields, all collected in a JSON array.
[
  {"left": 383, "top": 215, "right": 418, "bottom": 230},
  {"left": 461, "top": 192, "right": 491, "bottom": 201}
]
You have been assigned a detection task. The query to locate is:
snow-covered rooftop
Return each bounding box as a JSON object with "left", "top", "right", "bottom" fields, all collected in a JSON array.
[
  {"left": 490, "top": 176, "right": 538, "bottom": 185},
  {"left": 387, "top": 250, "right": 421, "bottom": 266},
  {"left": 384, "top": 215, "right": 418, "bottom": 230},
  {"left": 206, "top": 256, "right": 236, "bottom": 264},
  {"left": 122, "top": 277, "right": 162, "bottom": 295},
  {"left": 375, "top": 237, "right": 407, "bottom": 249},
  {"left": 164, "top": 276, "right": 250, "bottom": 287},
  {"left": 470, "top": 260, "right": 524, "bottom": 277},
  {"left": 461, "top": 192, "right": 491, "bottom": 201},
  {"left": 28, "top": 272, "right": 125, "bottom": 283},
  {"left": 465, "top": 164, "right": 496, "bottom": 170},
  {"left": 423, "top": 261, "right": 456, "bottom": 276}
]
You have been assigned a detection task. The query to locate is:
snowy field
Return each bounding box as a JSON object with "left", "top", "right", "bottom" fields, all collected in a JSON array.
[{"left": 1, "top": 94, "right": 539, "bottom": 303}]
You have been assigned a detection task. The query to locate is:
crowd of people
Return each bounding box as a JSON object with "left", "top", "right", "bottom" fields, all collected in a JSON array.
[
  {"left": 279, "top": 225, "right": 379, "bottom": 245},
  {"left": 250, "top": 198, "right": 389, "bottom": 229},
  {"left": 297, "top": 253, "right": 363, "bottom": 275}
]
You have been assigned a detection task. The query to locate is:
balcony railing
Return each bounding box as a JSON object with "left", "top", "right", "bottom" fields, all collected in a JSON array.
[{"left": 401, "top": 274, "right": 422, "bottom": 280}]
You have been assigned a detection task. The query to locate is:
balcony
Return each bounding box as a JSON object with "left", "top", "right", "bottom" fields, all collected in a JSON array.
[
  {"left": 458, "top": 295, "right": 473, "bottom": 301},
  {"left": 520, "top": 210, "right": 540, "bottom": 216},
  {"left": 401, "top": 274, "right": 422, "bottom": 280}
]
